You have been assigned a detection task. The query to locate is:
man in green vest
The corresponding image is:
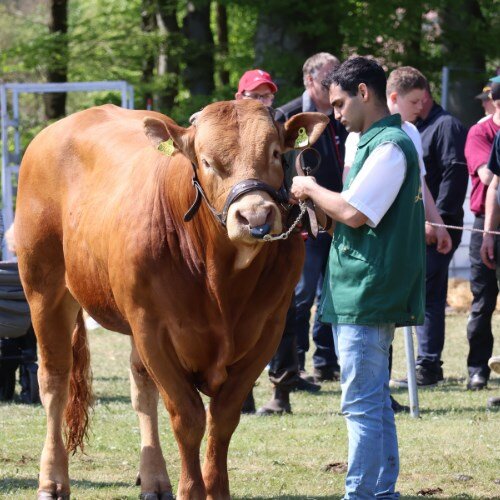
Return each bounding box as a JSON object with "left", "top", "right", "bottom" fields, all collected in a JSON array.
[{"left": 291, "top": 57, "right": 425, "bottom": 499}]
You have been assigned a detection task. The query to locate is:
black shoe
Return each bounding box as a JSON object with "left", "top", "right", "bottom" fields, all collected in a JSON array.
[
  {"left": 467, "top": 373, "right": 487, "bottom": 391},
  {"left": 415, "top": 365, "right": 444, "bottom": 388},
  {"left": 390, "top": 395, "right": 409, "bottom": 414},
  {"left": 289, "top": 374, "right": 321, "bottom": 393},
  {"left": 487, "top": 396, "right": 500, "bottom": 408},
  {"left": 313, "top": 366, "right": 340, "bottom": 382},
  {"left": 241, "top": 389, "right": 256, "bottom": 414},
  {"left": 392, "top": 365, "right": 443, "bottom": 389},
  {"left": 299, "top": 370, "right": 316, "bottom": 383}
]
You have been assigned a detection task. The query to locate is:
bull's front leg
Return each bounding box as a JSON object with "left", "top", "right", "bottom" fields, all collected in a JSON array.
[
  {"left": 202, "top": 388, "right": 246, "bottom": 500},
  {"left": 130, "top": 339, "right": 173, "bottom": 499},
  {"left": 131, "top": 325, "right": 207, "bottom": 500},
  {"left": 202, "top": 324, "right": 282, "bottom": 500}
]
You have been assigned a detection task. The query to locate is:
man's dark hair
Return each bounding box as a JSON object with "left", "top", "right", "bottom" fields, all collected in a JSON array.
[{"left": 322, "top": 56, "right": 387, "bottom": 104}]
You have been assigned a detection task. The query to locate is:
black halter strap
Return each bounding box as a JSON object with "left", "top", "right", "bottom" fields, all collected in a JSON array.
[{"left": 183, "top": 163, "right": 289, "bottom": 227}]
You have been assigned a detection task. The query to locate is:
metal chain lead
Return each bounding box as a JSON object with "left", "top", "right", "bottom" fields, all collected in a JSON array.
[{"left": 263, "top": 201, "right": 308, "bottom": 242}]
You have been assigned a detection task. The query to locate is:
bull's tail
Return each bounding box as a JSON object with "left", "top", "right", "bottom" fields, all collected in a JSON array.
[{"left": 64, "top": 309, "right": 93, "bottom": 454}]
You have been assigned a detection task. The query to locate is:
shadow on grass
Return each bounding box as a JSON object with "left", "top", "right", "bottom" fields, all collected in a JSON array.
[
  {"left": 0, "top": 476, "right": 131, "bottom": 492},
  {"left": 94, "top": 395, "right": 131, "bottom": 404},
  {"left": 233, "top": 496, "right": 472, "bottom": 500},
  {"left": 94, "top": 375, "right": 129, "bottom": 382}
]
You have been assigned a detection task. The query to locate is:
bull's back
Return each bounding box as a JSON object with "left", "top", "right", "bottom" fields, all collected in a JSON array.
[{"left": 15, "top": 105, "right": 173, "bottom": 332}]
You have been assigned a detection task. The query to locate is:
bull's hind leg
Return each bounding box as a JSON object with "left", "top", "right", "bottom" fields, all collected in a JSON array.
[
  {"left": 130, "top": 339, "right": 173, "bottom": 499},
  {"left": 31, "top": 291, "right": 81, "bottom": 499},
  {"left": 17, "top": 249, "right": 81, "bottom": 499}
]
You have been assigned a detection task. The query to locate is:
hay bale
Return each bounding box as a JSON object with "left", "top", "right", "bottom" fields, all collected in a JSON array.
[{"left": 447, "top": 278, "right": 473, "bottom": 312}]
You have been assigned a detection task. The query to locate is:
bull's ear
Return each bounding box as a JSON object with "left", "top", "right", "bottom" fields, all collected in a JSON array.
[
  {"left": 282, "top": 112, "right": 329, "bottom": 151},
  {"left": 143, "top": 117, "right": 196, "bottom": 161}
]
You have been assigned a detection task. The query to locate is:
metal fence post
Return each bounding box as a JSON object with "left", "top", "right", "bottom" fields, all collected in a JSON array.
[
  {"left": 403, "top": 326, "right": 419, "bottom": 418},
  {"left": 441, "top": 66, "right": 450, "bottom": 111}
]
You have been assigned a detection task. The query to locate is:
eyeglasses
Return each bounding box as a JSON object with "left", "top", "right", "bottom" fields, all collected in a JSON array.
[{"left": 242, "top": 92, "right": 275, "bottom": 103}]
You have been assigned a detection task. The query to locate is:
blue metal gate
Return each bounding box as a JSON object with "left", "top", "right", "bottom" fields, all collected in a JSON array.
[{"left": 0, "top": 81, "right": 134, "bottom": 259}]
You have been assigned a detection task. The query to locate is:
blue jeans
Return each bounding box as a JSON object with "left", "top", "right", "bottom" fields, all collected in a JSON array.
[
  {"left": 333, "top": 324, "right": 400, "bottom": 499},
  {"left": 296, "top": 232, "right": 338, "bottom": 371}
]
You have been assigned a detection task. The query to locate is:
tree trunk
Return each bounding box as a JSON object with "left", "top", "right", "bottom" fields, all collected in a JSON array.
[
  {"left": 156, "top": 0, "right": 181, "bottom": 112},
  {"left": 440, "top": 0, "right": 487, "bottom": 126},
  {"left": 43, "top": 0, "right": 68, "bottom": 120},
  {"left": 401, "top": 2, "right": 423, "bottom": 68},
  {"left": 215, "top": 2, "right": 229, "bottom": 86},
  {"left": 182, "top": 0, "right": 215, "bottom": 96},
  {"left": 141, "top": 0, "right": 157, "bottom": 108}
]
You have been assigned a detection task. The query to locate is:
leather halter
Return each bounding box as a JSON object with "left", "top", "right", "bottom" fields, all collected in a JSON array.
[{"left": 183, "top": 162, "right": 289, "bottom": 227}]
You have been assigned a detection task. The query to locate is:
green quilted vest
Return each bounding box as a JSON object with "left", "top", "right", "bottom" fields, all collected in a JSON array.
[{"left": 319, "top": 114, "right": 425, "bottom": 326}]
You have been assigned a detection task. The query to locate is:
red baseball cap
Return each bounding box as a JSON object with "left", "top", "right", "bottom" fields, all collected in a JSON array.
[{"left": 237, "top": 69, "right": 278, "bottom": 94}]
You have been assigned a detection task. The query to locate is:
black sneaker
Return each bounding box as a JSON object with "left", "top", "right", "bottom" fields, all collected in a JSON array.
[
  {"left": 415, "top": 365, "right": 443, "bottom": 387},
  {"left": 392, "top": 365, "right": 443, "bottom": 388}
]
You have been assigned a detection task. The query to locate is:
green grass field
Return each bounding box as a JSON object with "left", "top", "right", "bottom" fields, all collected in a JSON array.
[{"left": 1, "top": 313, "right": 499, "bottom": 499}]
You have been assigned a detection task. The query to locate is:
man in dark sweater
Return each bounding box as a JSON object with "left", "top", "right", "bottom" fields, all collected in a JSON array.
[
  {"left": 414, "top": 81, "right": 468, "bottom": 386},
  {"left": 257, "top": 53, "right": 347, "bottom": 415}
]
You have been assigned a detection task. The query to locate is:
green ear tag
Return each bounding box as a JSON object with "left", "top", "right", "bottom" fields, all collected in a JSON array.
[
  {"left": 294, "top": 127, "right": 309, "bottom": 148},
  {"left": 158, "top": 138, "right": 175, "bottom": 156}
]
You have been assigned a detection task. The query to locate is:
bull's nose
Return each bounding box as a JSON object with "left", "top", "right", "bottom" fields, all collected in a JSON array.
[
  {"left": 235, "top": 206, "right": 273, "bottom": 228},
  {"left": 250, "top": 223, "right": 271, "bottom": 239}
]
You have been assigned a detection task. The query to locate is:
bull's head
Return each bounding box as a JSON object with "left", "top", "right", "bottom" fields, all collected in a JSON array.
[{"left": 144, "top": 100, "right": 328, "bottom": 268}]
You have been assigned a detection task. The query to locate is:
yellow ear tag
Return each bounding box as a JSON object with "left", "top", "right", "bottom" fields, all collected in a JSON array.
[
  {"left": 294, "top": 127, "right": 309, "bottom": 148},
  {"left": 158, "top": 138, "right": 175, "bottom": 156}
]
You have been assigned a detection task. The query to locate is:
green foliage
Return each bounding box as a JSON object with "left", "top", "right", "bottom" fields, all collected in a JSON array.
[{"left": 0, "top": 0, "right": 498, "bottom": 127}]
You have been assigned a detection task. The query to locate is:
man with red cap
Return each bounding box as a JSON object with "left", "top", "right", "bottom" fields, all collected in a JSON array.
[
  {"left": 235, "top": 69, "right": 277, "bottom": 106},
  {"left": 235, "top": 68, "right": 322, "bottom": 416}
]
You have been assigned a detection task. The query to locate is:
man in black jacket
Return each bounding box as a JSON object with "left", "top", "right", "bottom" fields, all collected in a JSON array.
[
  {"left": 413, "top": 82, "right": 468, "bottom": 386},
  {"left": 257, "top": 53, "right": 347, "bottom": 415}
]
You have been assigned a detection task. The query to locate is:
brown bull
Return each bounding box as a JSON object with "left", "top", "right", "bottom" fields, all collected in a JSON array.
[{"left": 15, "top": 100, "right": 328, "bottom": 499}]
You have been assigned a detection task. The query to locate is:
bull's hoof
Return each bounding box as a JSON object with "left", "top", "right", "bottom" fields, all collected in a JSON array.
[
  {"left": 139, "top": 493, "right": 174, "bottom": 500},
  {"left": 136, "top": 472, "right": 141, "bottom": 486},
  {"left": 38, "top": 491, "right": 70, "bottom": 500},
  {"left": 160, "top": 493, "right": 175, "bottom": 500}
]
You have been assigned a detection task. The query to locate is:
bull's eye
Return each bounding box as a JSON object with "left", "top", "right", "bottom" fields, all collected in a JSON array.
[
  {"left": 273, "top": 150, "right": 280, "bottom": 160},
  {"left": 201, "top": 159, "right": 212, "bottom": 169}
]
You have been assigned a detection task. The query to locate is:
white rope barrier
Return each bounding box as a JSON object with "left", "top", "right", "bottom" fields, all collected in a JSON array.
[{"left": 426, "top": 221, "right": 500, "bottom": 236}]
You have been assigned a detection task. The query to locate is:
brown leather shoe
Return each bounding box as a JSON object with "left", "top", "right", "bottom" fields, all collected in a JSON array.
[
  {"left": 256, "top": 387, "right": 292, "bottom": 416},
  {"left": 488, "top": 356, "right": 500, "bottom": 375}
]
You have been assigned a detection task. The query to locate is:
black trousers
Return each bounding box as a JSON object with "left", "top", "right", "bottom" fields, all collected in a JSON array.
[
  {"left": 416, "top": 244, "right": 455, "bottom": 369},
  {"left": 466, "top": 216, "right": 497, "bottom": 379},
  {"left": 268, "top": 297, "right": 300, "bottom": 388}
]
